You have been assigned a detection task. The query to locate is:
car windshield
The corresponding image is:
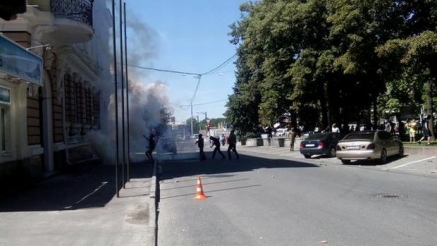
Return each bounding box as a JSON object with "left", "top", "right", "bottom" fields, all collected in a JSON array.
[
  {"left": 343, "top": 132, "right": 374, "bottom": 141},
  {"left": 306, "top": 133, "right": 327, "bottom": 140}
]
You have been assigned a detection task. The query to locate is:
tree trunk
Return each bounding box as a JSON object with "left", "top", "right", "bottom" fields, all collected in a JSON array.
[{"left": 426, "top": 80, "right": 434, "bottom": 141}]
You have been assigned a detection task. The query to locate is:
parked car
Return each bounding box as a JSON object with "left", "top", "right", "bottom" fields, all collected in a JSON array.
[
  {"left": 336, "top": 130, "right": 404, "bottom": 164},
  {"left": 299, "top": 132, "right": 341, "bottom": 158},
  {"left": 156, "top": 137, "right": 177, "bottom": 154}
]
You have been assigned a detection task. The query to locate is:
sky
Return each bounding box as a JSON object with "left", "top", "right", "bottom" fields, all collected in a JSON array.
[{"left": 123, "top": 1, "right": 246, "bottom": 123}]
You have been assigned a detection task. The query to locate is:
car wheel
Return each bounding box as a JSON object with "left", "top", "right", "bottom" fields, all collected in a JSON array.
[
  {"left": 341, "top": 159, "right": 351, "bottom": 164},
  {"left": 329, "top": 147, "right": 336, "bottom": 157},
  {"left": 303, "top": 154, "right": 311, "bottom": 159},
  {"left": 380, "top": 149, "right": 388, "bottom": 164},
  {"left": 398, "top": 144, "right": 404, "bottom": 157}
]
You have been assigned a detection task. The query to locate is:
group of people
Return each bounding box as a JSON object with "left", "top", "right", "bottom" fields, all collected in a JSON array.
[
  {"left": 143, "top": 129, "right": 240, "bottom": 163},
  {"left": 406, "top": 115, "right": 433, "bottom": 145},
  {"left": 195, "top": 130, "right": 240, "bottom": 161}
]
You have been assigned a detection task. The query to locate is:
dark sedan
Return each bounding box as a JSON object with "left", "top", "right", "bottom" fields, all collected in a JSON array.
[{"left": 299, "top": 132, "right": 342, "bottom": 158}]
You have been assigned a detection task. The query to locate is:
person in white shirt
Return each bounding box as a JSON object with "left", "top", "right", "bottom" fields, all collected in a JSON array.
[{"left": 331, "top": 123, "right": 340, "bottom": 133}]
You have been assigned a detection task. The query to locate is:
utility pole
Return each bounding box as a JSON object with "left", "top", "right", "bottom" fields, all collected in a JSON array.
[{"left": 190, "top": 99, "right": 194, "bottom": 136}]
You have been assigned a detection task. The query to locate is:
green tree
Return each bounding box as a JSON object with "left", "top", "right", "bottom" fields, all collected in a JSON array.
[{"left": 226, "top": 0, "right": 436, "bottom": 136}]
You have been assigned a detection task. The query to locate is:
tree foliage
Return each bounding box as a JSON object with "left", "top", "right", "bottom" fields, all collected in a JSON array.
[{"left": 226, "top": 0, "right": 437, "bottom": 137}]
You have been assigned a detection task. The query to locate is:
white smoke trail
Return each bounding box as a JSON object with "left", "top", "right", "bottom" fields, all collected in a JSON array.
[{"left": 87, "top": 2, "right": 170, "bottom": 164}]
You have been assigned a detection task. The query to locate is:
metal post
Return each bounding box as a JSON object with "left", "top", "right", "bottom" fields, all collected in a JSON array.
[
  {"left": 190, "top": 100, "right": 193, "bottom": 136},
  {"left": 111, "top": 0, "right": 120, "bottom": 198},
  {"left": 123, "top": 2, "right": 131, "bottom": 181},
  {"left": 119, "top": 0, "right": 126, "bottom": 189}
]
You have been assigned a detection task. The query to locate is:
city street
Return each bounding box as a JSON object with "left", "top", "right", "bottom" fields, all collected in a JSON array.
[{"left": 157, "top": 147, "right": 437, "bottom": 246}]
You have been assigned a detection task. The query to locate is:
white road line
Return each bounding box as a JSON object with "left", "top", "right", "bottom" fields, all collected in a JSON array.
[{"left": 387, "top": 156, "right": 436, "bottom": 170}]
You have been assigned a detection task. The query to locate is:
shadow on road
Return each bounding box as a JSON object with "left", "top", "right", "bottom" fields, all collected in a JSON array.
[{"left": 159, "top": 152, "right": 320, "bottom": 182}]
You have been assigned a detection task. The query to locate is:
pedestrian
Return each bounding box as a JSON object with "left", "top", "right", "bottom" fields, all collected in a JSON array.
[
  {"left": 385, "top": 120, "right": 392, "bottom": 133},
  {"left": 143, "top": 129, "right": 156, "bottom": 163},
  {"left": 210, "top": 136, "right": 226, "bottom": 159},
  {"left": 331, "top": 123, "right": 340, "bottom": 133},
  {"left": 408, "top": 119, "right": 417, "bottom": 143},
  {"left": 195, "top": 134, "right": 206, "bottom": 160},
  {"left": 220, "top": 134, "right": 226, "bottom": 146},
  {"left": 418, "top": 115, "right": 432, "bottom": 145},
  {"left": 288, "top": 121, "right": 300, "bottom": 151},
  {"left": 227, "top": 130, "right": 240, "bottom": 159}
]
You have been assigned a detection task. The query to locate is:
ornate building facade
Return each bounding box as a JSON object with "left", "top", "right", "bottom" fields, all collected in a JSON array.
[{"left": 0, "top": 0, "right": 112, "bottom": 195}]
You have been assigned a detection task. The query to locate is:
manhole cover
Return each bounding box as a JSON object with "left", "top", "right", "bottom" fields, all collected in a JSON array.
[{"left": 374, "top": 193, "right": 408, "bottom": 199}]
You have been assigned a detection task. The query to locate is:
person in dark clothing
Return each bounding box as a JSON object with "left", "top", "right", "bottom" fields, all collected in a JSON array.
[
  {"left": 418, "top": 115, "right": 432, "bottom": 145},
  {"left": 227, "top": 130, "right": 240, "bottom": 160},
  {"left": 195, "top": 134, "right": 206, "bottom": 160},
  {"left": 210, "top": 136, "right": 226, "bottom": 159},
  {"left": 143, "top": 129, "right": 156, "bottom": 162}
]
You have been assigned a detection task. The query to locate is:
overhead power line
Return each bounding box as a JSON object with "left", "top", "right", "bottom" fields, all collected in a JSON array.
[
  {"left": 128, "top": 64, "right": 200, "bottom": 76},
  {"left": 127, "top": 53, "right": 237, "bottom": 78},
  {"left": 180, "top": 99, "right": 227, "bottom": 108},
  {"left": 200, "top": 53, "right": 237, "bottom": 76}
]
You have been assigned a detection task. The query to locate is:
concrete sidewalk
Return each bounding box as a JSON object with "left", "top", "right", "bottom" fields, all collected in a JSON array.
[{"left": 0, "top": 160, "right": 157, "bottom": 246}]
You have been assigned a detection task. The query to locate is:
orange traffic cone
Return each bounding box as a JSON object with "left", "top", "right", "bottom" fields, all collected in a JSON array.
[{"left": 194, "top": 176, "right": 207, "bottom": 200}]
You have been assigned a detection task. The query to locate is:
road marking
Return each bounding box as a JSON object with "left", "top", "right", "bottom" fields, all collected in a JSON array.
[
  {"left": 386, "top": 156, "right": 436, "bottom": 170},
  {"left": 64, "top": 181, "right": 108, "bottom": 209}
]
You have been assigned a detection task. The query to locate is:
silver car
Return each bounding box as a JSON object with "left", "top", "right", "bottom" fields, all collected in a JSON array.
[{"left": 336, "top": 130, "right": 404, "bottom": 164}]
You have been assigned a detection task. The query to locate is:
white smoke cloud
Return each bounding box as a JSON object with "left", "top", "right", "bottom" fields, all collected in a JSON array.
[{"left": 87, "top": 2, "right": 169, "bottom": 164}]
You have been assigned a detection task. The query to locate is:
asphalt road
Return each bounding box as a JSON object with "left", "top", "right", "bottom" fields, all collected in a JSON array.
[{"left": 157, "top": 149, "right": 437, "bottom": 246}]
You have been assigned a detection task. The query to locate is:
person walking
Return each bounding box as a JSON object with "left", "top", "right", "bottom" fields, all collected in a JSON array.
[
  {"left": 210, "top": 136, "right": 226, "bottom": 159},
  {"left": 418, "top": 115, "right": 432, "bottom": 145},
  {"left": 143, "top": 129, "right": 156, "bottom": 163},
  {"left": 288, "top": 121, "right": 300, "bottom": 151},
  {"left": 195, "top": 134, "right": 206, "bottom": 160},
  {"left": 227, "top": 130, "right": 240, "bottom": 160}
]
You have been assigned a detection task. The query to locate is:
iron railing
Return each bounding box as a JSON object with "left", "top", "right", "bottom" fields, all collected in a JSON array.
[{"left": 51, "top": 0, "right": 94, "bottom": 27}]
